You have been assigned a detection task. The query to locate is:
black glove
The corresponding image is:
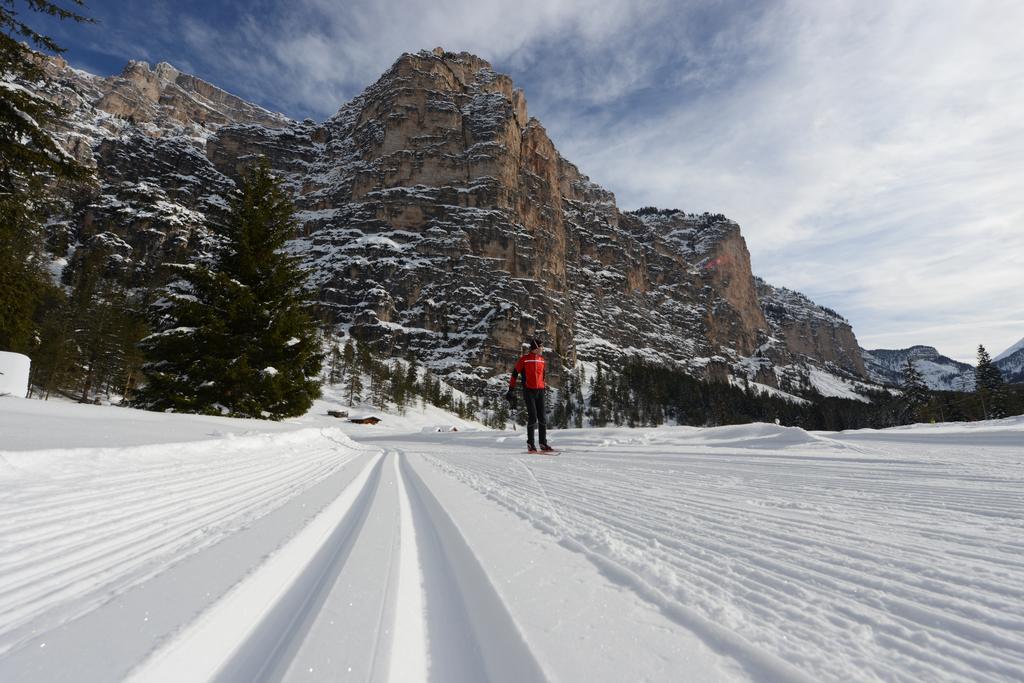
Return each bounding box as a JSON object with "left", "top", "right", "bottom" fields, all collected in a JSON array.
[{"left": 505, "top": 387, "right": 517, "bottom": 408}]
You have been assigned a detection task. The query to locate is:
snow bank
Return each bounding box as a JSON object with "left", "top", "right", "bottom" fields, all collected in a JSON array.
[
  {"left": 570, "top": 422, "right": 852, "bottom": 453},
  {"left": 0, "top": 352, "right": 30, "bottom": 398},
  {"left": 0, "top": 426, "right": 359, "bottom": 476},
  {"left": 696, "top": 422, "right": 841, "bottom": 449},
  {"left": 0, "top": 397, "right": 305, "bottom": 451}
]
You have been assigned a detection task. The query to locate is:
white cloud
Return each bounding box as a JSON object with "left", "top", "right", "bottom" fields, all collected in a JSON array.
[
  {"left": 158, "top": 0, "right": 717, "bottom": 118},
  {"left": 539, "top": 0, "right": 1024, "bottom": 361}
]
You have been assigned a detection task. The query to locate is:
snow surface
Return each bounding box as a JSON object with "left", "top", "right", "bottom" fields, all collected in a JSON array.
[
  {"left": 0, "top": 352, "right": 30, "bottom": 398},
  {"left": 807, "top": 367, "right": 872, "bottom": 402},
  {"left": 1, "top": 397, "right": 1022, "bottom": 682}
]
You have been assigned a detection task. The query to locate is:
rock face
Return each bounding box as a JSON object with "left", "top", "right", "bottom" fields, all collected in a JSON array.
[
  {"left": 96, "top": 60, "right": 291, "bottom": 132},
  {"left": 756, "top": 278, "right": 866, "bottom": 377},
  {"left": 861, "top": 346, "right": 975, "bottom": 391},
  {"left": 26, "top": 48, "right": 873, "bottom": 397}
]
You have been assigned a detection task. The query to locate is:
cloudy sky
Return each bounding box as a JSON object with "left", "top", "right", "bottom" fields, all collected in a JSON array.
[{"left": 39, "top": 0, "right": 1024, "bottom": 362}]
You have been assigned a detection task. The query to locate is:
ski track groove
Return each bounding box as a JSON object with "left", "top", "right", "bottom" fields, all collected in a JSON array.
[
  {"left": 1, "top": 446, "right": 337, "bottom": 529},
  {"left": 0, "top": 455, "right": 341, "bottom": 600},
  {"left": 0, "top": 440, "right": 358, "bottom": 653},
  {"left": 0, "top": 455, "right": 340, "bottom": 560},
  {"left": 416, "top": 438, "right": 1024, "bottom": 683},
  {"left": 116, "top": 448, "right": 544, "bottom": 683},
  {"left": 210, "top": 453, "right": 391, "bottom": 682},
  {"left": 0, "top": 469, "right": 334, "bottom": 625}
]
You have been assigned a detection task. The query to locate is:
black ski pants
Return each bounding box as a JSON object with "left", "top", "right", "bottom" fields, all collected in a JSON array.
[{"left": 523, "top": 388, "right": 547, "bottom": 447}]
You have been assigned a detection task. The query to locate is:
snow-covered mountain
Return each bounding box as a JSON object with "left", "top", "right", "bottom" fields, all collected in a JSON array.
[
  {"left": 862, "top": 338, "right": 1024, "bottom": 390},
  {"left": 994, "top": 336, "right": 1024, "bottom": 362},
  {"left": 994, "top": 337, "right": 1024, "bottom": 383},
  {"left": 861, "top": 345, "right": 975, "bottom": 391},
  {"left": 26, "top": 48, "right": 876, "bottom": 399}
]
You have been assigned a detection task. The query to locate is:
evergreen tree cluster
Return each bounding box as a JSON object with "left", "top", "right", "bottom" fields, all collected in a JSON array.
[
  {"left": 573, "top": 357, "right": 1022, "bottom": 431},
  {"left": 321, "top": 336, "right": 483, "bottom": 422},
  {"left": 28, "top": 246, "right": 147, "bottom": 402},
  {"left": 1, "top": 1, "right": 92, "bottom": 355},
  {"left": 550, "top": 364, "right": 585, "bottom": 429},
  {"left": 885, "top": 346, "right": 1022, "bottom": 424},
  {"left": 135, "top": 163, "right": 322, "bottom": 419},
  {"left": 629, "top": 206, "right": 684, "bottom": 217},
  {"left": 973, "top": 344, "right": 1014, "bottom": 420},
  {"left": 1, "top": 2, "right": 147, "bottom": 405},
  {"left": 581, "top": 359, "right": 829, "bottom": 429},
  {"left": 0, "top": 1, "right": 91, "bottom": 190},
  {"left": 900, "top": 359, "right": 931, "bottom": 424}
]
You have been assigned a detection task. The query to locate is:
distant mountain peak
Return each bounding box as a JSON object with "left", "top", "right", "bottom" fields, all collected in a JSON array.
[
  {"left": 99, "top": 58, "right": 291, "bottom": 132},
  {"left": 123, "top": 60, "right": 179, "bottom": 80},
  {"left": 994, "top": 336, "right": 1024, "bottom": 363},
  {"left": 861, "top": 346, "right": 974, "bottom": 391},
  {"left": 993, "top": 337, "right": 1024, "bottom": 384}
]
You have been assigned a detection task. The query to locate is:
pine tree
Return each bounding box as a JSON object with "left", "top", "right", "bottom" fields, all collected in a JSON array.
[
  {"left": 419, "top": 371, "right": 433, "bottom": 409},
  {"left": 327, "top": 343, "right": 343, "bottom": 385},
  {"left": 26, "top": 244, "right": 147, "bottom": 402},
  {"left": 572, "top": 365, "right": 585, "bottom": 428},
  {"left": 346, "top": 361, "right": 363, "bottom": 406},
  {"left": 390, "top": 360, "right": 408, "bottom": 414},
  {"left": 356, "top": 342, "right": 389, "bottom": 410},
  {"left": 901, "top": 358, "right": 930, "bottom": 423},
  {"left": 588, "top": 361, "right": 609, "bottom": 427},
  {"left": 974, "top": 345, "right": 1006, "bottom": 420},
  {"left": 374, "top": 360, "right": 390, "bottom": 410},
  {"left": 1, "top": 1, "right": 91, "bottom": 180},
  {"left": 1, "top": 1, "right": 92, "bottom": 352},
  {"left": 493, "top": 395, "right": 510, "bottom": 429},
  {"left": 342, "top": 339, "right": 356, "bottom": 383},
  {"left": 404, "top": 352, "right": 419, "bottom": 397},
  {"left": 137, "top": 162, "right": 322, "bottom": 418},
  {"left": 27, "top": 285, "right": 74, "bottom": 397},
  {"left": 551, "top": 387, "right": 566, "bottom": 429}
]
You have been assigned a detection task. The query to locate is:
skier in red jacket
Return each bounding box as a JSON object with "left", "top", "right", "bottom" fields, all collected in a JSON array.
[{"left": 507, "top": 338, "right": 554, "bottom": 452}]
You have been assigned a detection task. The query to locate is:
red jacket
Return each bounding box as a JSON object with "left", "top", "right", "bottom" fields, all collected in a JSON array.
[{"left": 510, "top": 352, "right": 546, "bottom": 390}]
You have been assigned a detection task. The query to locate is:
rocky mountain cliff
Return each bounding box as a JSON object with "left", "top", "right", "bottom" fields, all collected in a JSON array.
[{"left": 26, "top": 48, "right": 873, "bottom": 398}]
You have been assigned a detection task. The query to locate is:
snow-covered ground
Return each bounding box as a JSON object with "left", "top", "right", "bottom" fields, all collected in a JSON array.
[{"left": 1, "top": 396, "right": 1022, "bottom": 682}]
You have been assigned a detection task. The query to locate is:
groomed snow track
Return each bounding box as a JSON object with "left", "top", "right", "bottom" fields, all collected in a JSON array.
[
  {"left": 3, "top": 414, "right": 1022, "bottom": 682},
  {"left": 135, "top": 449, "right": 547, "bottom": 682},
  {"left": 0, "top": 432, "right": 548, "bottom": 683}
]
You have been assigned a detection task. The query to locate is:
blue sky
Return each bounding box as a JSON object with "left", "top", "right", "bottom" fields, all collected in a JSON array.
[{"left": 38, "top": 0, "right": 1024, "bottom": 362}]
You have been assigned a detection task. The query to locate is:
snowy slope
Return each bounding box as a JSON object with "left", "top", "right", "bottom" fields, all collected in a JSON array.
[
  {"left": 1, "top": 398, "right": 1022, "bottom": 682},
  {"left": 994, "top": 337, "right": 1024, "bottom": 362},
  {"left": 806, "top": 366, "right": 873, "bottom": 402}
]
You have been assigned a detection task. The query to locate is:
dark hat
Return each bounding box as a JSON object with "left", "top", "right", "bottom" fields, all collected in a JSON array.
[{"left": 529, "top": 338, "right": 542, "bottom": 350}]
